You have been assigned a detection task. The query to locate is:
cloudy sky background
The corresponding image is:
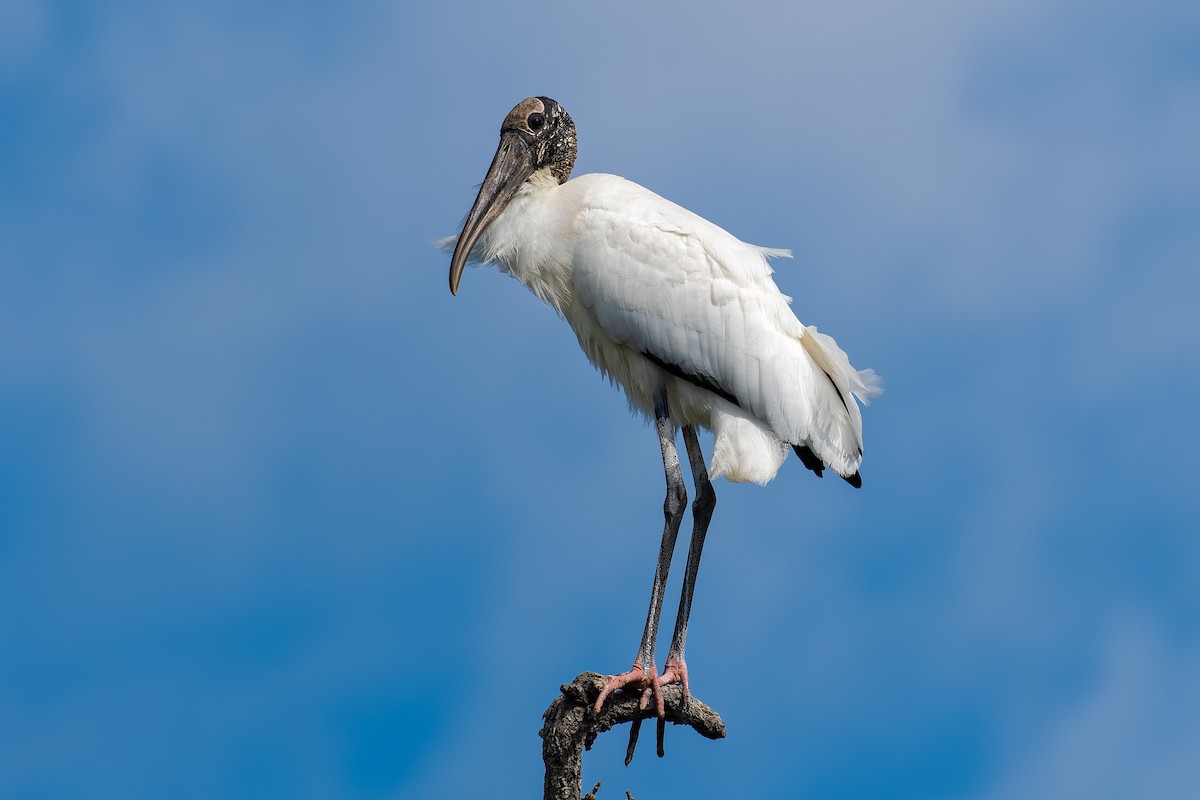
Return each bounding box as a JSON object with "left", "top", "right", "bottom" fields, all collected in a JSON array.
[{"left": 2, "top": 1, "right": 1197, "bottom": 797}]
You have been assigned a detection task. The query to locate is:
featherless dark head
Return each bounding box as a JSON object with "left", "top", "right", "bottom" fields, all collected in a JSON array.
[
  {"left": 500, "top": 96, "right": 577, "bottom": 183},
  {"left": 448, "top": 97, "right": 577, "bottom": 294}
]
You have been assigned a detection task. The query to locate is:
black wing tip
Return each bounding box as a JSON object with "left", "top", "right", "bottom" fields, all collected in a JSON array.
[
  {"left": 793, "top": 444, "right": 863, "bottom": 488},
  {"left": 791, "top": 445, "right": 825, "bottom": 478}
]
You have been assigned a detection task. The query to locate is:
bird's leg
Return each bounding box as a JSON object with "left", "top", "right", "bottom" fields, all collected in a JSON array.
[
  {"left": 594, "top": 391, "right": 687, "bottom": 723},
  {"left": 659, "top": 425, "right": 716, "bottom": 713}
]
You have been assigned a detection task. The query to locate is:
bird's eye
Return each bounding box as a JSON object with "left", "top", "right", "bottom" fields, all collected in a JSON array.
[{"left": 528, "top": 113, "right": 546, "bottom": 131}]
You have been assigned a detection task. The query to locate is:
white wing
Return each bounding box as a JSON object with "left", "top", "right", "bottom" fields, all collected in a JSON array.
[{"left": 569, "top": 174, "right": 879, "bottom": 478}]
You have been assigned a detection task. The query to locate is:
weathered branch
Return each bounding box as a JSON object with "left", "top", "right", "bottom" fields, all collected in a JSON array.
[{"left": 540, "top": 672, "right": 726, "bottom": 800}]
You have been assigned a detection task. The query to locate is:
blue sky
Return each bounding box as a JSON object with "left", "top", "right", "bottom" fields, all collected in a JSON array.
[{"left": 2, "top": 1, "right": 1197, "bottom": 797}]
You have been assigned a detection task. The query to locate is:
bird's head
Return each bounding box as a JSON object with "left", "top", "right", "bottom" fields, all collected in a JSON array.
[{"left": 449, "top": 97, "right": 576, "bottom": 295}]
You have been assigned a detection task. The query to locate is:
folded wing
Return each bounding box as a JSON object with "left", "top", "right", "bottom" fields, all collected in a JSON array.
[{"left": 570, "top": 175, "right": 880, "bottom": 479}]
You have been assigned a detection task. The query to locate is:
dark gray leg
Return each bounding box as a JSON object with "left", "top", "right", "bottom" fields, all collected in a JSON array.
[
  {"left": 661, "top": 425, "right": 716, "bottom": 709},
  {"left": 594, "top": 390, "right": 687, "bottom": 723}
]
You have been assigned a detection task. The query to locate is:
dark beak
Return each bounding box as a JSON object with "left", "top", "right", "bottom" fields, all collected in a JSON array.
[{"left": 449, "top": 132, "right": 536, "bottom": 295}]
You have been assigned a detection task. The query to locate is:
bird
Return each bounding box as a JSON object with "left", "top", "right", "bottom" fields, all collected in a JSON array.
[{"left": 446, "top": 96, "right": 880, "bottom": 758}]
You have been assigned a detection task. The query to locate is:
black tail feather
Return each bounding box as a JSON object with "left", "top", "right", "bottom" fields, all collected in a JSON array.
[
  {"left": 792, "top": 444, "right": 862, "bottom": 488},
  {"left": 792, "top": 444, "right": 824, "bottom": 477}
]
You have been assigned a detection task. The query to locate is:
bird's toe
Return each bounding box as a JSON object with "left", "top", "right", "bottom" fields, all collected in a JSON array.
[
  {"left": 593, "top": 662, "right": 658, "bottom": 715},
  {"left": 660, "top": 654, "right": 690, "bottom": 709}
]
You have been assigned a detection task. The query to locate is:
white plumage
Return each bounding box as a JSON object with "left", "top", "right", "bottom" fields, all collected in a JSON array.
[
  {"left": 454, "top": 169, "right": 881, "bottom": 484},
  {"left": 446, "top": 97, "right": 881, "bottom": 740}
]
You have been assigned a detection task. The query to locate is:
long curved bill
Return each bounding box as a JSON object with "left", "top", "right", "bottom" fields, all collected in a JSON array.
[{"left": 449, "top": 132, "right": 536, "bottom": 295}]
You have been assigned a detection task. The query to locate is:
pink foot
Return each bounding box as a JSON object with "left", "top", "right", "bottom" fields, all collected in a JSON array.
[
  {"left": 659, "top": 654, "right": 690, "bottom": 708},
  {"left": 593, "top": 661, "right": 664, "bottom": 717}
]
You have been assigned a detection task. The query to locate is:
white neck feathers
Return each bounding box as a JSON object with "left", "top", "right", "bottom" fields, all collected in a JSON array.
[{"left": 479, "top": 169, "right": 577, "bottom": 315}]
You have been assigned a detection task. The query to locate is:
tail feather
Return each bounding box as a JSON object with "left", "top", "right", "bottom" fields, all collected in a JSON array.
[
  {"left": 793, "top": 326, "right": 882, "bottom": 484},
  {"left": 792, "top": 444, "right": 863, "bottom": 487},
  {"left": 792, "top": 443, "right": 825, "bottom": 478}
]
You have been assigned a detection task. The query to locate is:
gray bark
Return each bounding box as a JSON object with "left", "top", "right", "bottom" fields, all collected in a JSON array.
[{"left": 540, "top": 672, "right": 726, "bottom": 800}]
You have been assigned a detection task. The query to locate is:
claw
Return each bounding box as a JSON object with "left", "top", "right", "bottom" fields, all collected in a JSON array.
[
  {"left": 661, "top": 654, "right": 690, "bottom": 710},
  {"left": 594, "top": 662, "right": 659, "bottom": 715},
  {"left": 624, "top": 717, "right": 642, "bottom": 766},
  {"left": 598, "top": 654, "right": 690, "bottom": 763},
  {"left": 637, "top": 680, "right": 665, "bottom": 717}
]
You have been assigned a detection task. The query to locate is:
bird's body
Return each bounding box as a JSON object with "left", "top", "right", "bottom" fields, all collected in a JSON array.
[
  {"left": 463, "top": 169, "right": 880, "bottom": 484},
  {"left": 447, "top": 97, "right": 879, "bottom": 760}
]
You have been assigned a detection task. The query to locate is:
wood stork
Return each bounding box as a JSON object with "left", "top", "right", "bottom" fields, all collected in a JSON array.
[{"left": 447, "top": 97, "right": 880, "bottom": 753}]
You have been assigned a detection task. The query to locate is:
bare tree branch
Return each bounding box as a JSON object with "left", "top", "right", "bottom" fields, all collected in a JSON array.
[{"left": 540, "top": 672, "right": 726, "bottom": 800}]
